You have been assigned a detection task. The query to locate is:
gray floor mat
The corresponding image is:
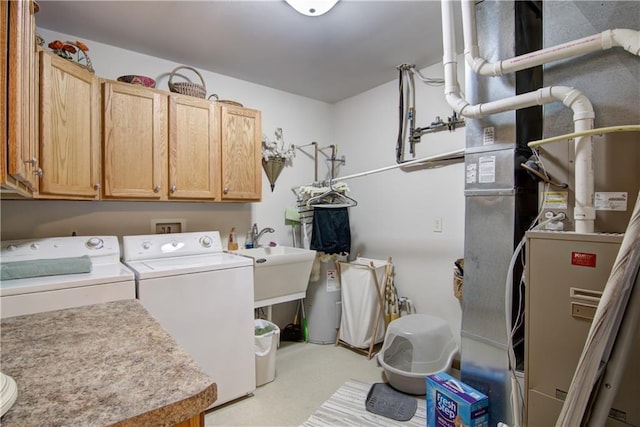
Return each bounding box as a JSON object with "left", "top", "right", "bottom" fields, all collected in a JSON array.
[{"left": 365, "top": 382, "right": 418, "bottom": 421}]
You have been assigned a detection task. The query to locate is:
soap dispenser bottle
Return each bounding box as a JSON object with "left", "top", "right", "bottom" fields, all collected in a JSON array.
[
  {"left": 245, "top": 230, "right": 254, "bottom": 249},
  {"left": 227, "top": 227, "right": 238, "bottom": 251}
]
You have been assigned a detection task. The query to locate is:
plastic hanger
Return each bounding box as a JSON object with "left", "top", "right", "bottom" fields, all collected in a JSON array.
[{"left": 305, "top": 179, "right": 358, "bottom": 208}]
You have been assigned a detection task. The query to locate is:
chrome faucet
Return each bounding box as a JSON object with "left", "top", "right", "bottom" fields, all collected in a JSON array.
[{"left": 253, "top": 224, "right": 275, "bottom": 247}]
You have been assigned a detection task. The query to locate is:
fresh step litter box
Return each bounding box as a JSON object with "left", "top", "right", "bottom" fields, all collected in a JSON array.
[{"left": 377, "top": 314, "right": 458, "bottom": 395}]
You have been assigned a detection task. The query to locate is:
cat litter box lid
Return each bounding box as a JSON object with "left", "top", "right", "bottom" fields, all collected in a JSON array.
[{"left": 379, "top": 314, "right": 457, "bottom": 375}]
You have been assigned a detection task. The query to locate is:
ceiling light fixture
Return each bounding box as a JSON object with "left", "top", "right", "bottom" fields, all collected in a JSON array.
[{"left": 285, "top": 0, "right": 339, "bottom": 17}]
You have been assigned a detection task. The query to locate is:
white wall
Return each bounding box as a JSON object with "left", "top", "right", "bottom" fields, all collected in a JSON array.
[
  {"left": 2, "top": 29, "right": 465, "bottom": 340},
  {"left": 332, "top": 60, "right": 466, "bottom": 345}
]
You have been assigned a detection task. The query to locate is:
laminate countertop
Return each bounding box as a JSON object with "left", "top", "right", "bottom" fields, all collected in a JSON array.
[{"left": 0, "top": 299, "right": 217, "bottom": 426}]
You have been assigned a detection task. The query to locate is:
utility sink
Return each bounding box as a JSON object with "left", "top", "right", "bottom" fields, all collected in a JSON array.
[{"left": 233, "top": 246, "right": 316, "bottom": 308}]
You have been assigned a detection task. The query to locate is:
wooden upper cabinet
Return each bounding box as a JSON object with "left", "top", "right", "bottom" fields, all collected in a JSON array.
[
  {"left": 102, "top": 81, "right": 168, "bottom": 199},
  {"left": 168, "top": 95, "right": 220, "bottom": 200},
  {"left": 38, "top": 51, "right": 100, "bottom": 199},
  {"left": 2, "top": 0, "right": 38, "bottom": 196},
  {"left": 220, "top": 104, "right": 262, "bottom": 201},
  {"left": 4, "top": 10, "right": 262, "bottom": 203}
]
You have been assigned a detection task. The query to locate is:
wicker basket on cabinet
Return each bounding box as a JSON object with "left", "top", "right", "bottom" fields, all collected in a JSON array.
[{"left": 168, "top": 65, "right": 207, "bottom": 99}]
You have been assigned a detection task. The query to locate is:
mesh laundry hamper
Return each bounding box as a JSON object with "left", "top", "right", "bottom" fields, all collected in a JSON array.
[{"left": 378, "top": 314, "right": 458, "bottom": 394}]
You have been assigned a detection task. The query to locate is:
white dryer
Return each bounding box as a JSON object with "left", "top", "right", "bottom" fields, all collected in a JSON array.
[
  {"left": 121, "top": 230, "right": 255, "bottom": 408},
  {"left": 0, "top": 236, "right": 135, "bottom": 319}
]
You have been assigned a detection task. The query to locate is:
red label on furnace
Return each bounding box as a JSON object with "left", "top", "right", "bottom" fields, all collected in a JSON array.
[{"left": 571, "top": 252, "right": 597, "bottom": 268}]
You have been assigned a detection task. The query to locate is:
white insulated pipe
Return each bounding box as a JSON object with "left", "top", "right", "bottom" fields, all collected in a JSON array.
[
  {"left": 573, "top": 118, "right": 596, "bottom": 233},
  {"left": 442, "top": 0, "right": 597, "bottom": 232},
  {"left": 528, "top": 125, "right": 640, "bottom": 148},
  {"left": 461, "top": 0, "right": 640, "bottom": 77},
  {"left": 335, "top": 148, "right": 465, "bottom": 183},
  {"left": 291, "top": 148, "right": 465, "bottom": 192}
]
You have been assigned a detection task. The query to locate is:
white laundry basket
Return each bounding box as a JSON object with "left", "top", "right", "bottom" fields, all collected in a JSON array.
[
  {"left": 255, "top": 319, "right": 280, "bottom": 386},
  {"left": 338, "top": 257, "right": 388, "bottom": 349}
]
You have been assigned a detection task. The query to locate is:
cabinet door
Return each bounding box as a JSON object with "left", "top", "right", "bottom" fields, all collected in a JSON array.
[
  {"left": 1, "top": 0, "right": 8, "bottom": 188},
  {"left": 39, "top": 51, "right": 100, "bottom": 199},
  {"left": 220, "top": 105, "right": 262, "bottom": 200},
  {"left": 103, "top": 81, "right": 167, "bottom": 199},
  {"left": 3, "top": 0, "right": 38, "bottom": 195},
  {"left": 168, "top": 95, "right": 220, "bottom": 200}
]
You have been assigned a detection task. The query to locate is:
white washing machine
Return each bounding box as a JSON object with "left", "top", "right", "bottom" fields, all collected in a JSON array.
[
  {"left": 0, "top": 236, "right": 136, "bottom": 319},
  {"left": 121, "top": 230, "right": 255, "bottom": 408}
]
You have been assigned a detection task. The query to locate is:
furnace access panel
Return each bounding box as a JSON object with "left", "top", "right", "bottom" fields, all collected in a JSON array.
[{"left": 524, "top": 231, "right": 639, "bottom": 427}]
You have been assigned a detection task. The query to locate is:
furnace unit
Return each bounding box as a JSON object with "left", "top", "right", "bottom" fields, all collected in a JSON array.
[{"left": 524, "top": 231, "right": 640, "bottom": 426}]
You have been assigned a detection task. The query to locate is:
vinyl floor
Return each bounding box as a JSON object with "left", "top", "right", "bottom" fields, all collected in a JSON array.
[{"left": 204, "top": 341, "right": 385, "bottom": 426}]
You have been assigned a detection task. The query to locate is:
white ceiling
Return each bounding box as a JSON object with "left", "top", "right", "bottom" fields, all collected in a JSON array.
[{"left": 35, "top": 0, "right": 463, "bottom": 104}]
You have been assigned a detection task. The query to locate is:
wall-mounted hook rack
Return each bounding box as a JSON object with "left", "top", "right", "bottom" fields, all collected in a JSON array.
[
  {"left": 326, "top": 155, "right": 346, "bottom": 179},
  {"left": 296, "top": 142, "right": 347, "bottom": 182}
]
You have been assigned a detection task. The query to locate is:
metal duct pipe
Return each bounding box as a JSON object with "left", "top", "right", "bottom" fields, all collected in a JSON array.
[
  {"left": 441, "top": 0, "right": 597, "bottom": 232},
  {"left": 452, "top": 0, "right": 640, "bottom": 232},
  {"left": 442, "top": 2, "right": 542, "bottom": 424}
]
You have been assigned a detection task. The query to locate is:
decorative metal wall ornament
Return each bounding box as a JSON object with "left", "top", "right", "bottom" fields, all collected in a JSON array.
[
  {"left": 262, "top": 157, "right": 286, "bottom": 192},
  {"left": 262, "top": 128, "right": 295, "bottom": 191}
]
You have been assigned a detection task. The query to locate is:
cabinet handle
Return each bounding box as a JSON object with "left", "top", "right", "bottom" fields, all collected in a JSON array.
[
  {"left": 33, "top": 168, "right": 43, "bottom": 178},
  {"left": 223, "top": 187, "right": 229, "bottom": 194},
  {"left": 24, "top": 157, "right": 37, "bottom": 166},
  {"left": 154, "top": 185, "right": 161, "bottom": 193},
  {"left": 170, "top": 185, "right": 177, "bottom": 193},
  {"left": 94, "top": 183, "right": 101, "bottom": 191}
]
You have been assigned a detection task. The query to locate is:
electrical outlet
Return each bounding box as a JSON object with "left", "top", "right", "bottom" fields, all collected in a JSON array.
[
  {"left": 151, "top": 219, "right": 186, "bottom": 234},
  {"left": 433, "top": 217, "right": 443, "bottom": 233}
]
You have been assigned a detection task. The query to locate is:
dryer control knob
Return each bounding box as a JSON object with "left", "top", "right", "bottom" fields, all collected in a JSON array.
[
  {"left": 142, "top": 242, "right": 151, "bottom": 250},
  {"left": 171, "top": 241, "right": 178, "bottom": 247},
  {"left": 200, "top": 236, "right": 212, "bottom": 247},
  {"left": 86, "top": 237, "right": 104, "bottom": 249},
  {"left": 6, "top": 244, "right": 18, "bottom": 251},
  {"left": 30, "top": 243, "right": 40, "bottom": 250}
]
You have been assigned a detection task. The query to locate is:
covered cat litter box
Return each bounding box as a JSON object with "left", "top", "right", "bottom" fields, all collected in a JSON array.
[{"left": 378, "top": 314, "right": 458, "bottom": 395}]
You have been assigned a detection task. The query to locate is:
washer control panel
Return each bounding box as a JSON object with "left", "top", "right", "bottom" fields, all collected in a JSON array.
[
  {"left": 122, "top": 231, "right": 223, "bottom": 261},
  {"left": 1, "top": 236, "right": 120, "bottom": 263}
]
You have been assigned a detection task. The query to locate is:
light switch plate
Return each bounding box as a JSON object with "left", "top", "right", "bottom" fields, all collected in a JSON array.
[{"left": 433, "top": 217, "right": 443, "bottom": 233}]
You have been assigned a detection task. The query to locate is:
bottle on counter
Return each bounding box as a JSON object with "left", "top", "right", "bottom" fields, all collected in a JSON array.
[
  {"left": 245, "top": 230, "right": 254, "bottom": 249},
  {"left": 228, "top": 227, "right": 238, "bottom": 251}
]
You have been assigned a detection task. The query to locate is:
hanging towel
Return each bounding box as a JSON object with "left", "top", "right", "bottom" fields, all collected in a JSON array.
[{"left": 310, "top": 206, "right": 351, "bottom": 254}]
